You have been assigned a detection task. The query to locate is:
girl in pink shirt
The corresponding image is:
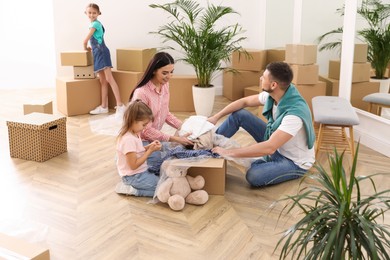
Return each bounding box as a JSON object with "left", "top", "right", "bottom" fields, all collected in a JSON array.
[{"left": 115, "top": 100, "right": 162, "bottom": 196}]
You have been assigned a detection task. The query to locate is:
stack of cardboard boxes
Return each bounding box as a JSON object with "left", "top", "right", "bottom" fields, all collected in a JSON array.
[
  {"left": 319, "top": 44, "right": 380, "bottom": 111},
  {"left": 285, "top": 44, "right": 326, "bottom": 112},
  {"left": 57, "top": 48, "right": 155, "bottom": 116},
  {"left": 223, "top": 49, "right": 266, "bottom": 101}
]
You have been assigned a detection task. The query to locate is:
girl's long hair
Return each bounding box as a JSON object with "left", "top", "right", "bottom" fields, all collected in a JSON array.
[
  {"left": 117, "top": 99, "right": 154, "bottom": 140},
  {"left": 129, "top": 52, "right": 174, "bottom": 101}
]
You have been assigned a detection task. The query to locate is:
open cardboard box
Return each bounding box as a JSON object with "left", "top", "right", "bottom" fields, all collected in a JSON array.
[
  {"left": 0, "top": 233, "right": 50, "bottom": 260},
  {"left": 167, "top": 158, "right": 226, "bottom": 195}
]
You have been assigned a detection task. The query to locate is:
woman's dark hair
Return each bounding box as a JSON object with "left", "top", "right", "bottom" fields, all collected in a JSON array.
[
  {"left": 129, "top": 52, "right": 175, "bottom": 101},
  {"left": 266, "top": 62, "right": 293, "bottom": 90}
]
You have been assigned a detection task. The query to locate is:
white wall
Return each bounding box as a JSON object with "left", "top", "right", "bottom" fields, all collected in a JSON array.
[
  {"left": 1, "top": 0, "right": 345, "bottom": 90},
  {"left": 0, "top": 0, "right": 56, "bottom": 89}
]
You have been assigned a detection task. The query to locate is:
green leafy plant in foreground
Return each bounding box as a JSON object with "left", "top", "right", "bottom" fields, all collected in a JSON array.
[{"left": 274, "top": 144, "right": 390, "bottom": 259}]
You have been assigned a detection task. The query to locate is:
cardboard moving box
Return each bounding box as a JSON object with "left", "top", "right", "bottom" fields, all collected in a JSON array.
[
  {"left": 290, "top": 64, "right": 319, "bottom": 85},
  {"left": 56, "top": 77, "right": 101, "bottom": 116},
  {"left": 244, "top": 85, "right": 260, "bottom": 97},
  {"left": 23, "top": 100, "right": 53, "bottom": 115},
  {"left": 0, "top": 233, "right": 50, "bottom": 260},
  {"left": 60, "top": 51, "right": 93, "bottom": 66},
  {"left": 169, "top": 75, "right": 197, "bottom": 112},
  {"left": 116, "top": 48, "right": 156, "bottom": 72},
  {"left": 318, "top": 75, "right": 339, "bottom": 96},
  {"left": 108, "top": 70, "right": 143, "bottom": 108},
  {"left": 168, "top": 158, "right": 226, "bottom": 195},
  {"left": 73, "top": 65, "right": 95, "bottom": 79},
  {"left": 296, "top": 81, "right": 327, "bottom": 112},
  {"left": 231, "top": 49, "right": 267, "bottom": 72},
  {"left": 328, "top": 60, "right": 371, "bottom": 83},
  {"left": 285, "top": 44, "right": 317, "bottom": 65},
  {"left": 7, "top": 113, "right": 67, "bottom": 162},
  {"left": 223, "top": 69, "right": 261, "bottom": 101},
  {"left": 266, "top": 48, "right": 286, "bottom": 65}
]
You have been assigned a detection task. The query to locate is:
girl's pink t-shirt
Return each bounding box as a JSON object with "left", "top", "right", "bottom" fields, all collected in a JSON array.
[{"left": 116, "top": 132, "right": 148, "bottom": 176}]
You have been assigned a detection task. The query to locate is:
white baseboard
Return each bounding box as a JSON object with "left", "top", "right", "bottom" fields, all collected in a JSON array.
[{"left": 354, "top": 108, "right": 390, "bottom": 157}]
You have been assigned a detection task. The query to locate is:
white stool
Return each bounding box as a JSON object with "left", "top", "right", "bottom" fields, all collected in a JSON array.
[
  {"left": 363, "top": 93, "right": 390, "bottom": 116},
  {"left": 312, "top": 96, "right": 360, "bottom": 157}
]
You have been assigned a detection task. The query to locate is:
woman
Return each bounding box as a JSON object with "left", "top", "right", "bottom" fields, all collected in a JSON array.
[{"left": 129, "top": 52, "right": 193, "bottom": 147}]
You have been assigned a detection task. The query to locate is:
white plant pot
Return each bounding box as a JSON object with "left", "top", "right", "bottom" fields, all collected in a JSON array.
[
  {"left": 192, "top": 85, "right": 215, "bottom": 117},
  {"left": 370, "top": 77, "right": 390, "bottom": 93}
]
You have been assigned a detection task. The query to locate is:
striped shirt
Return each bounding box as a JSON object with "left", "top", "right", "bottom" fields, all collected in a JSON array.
[{"left": 133, "top": 81, "right": 182, "bottom": 141}]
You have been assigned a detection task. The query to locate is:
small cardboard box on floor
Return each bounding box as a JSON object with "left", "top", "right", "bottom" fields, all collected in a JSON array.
[
  {"left": 116, "top": 48, "right": 156, "bottom": 72},
  {"left": 0, "top": 232, "right": 50, "bottom": 260},
  {"left": 7, "top": 113, "right": 67, "bottom": 162},
  {"left": 56, "top": 77, "right": 101, "bottom": 116},
  {"left": 23, "top": 100, "right": 53, "bottom": 115},
  {"left": 169, "top": 75, "right": 198, "bottom": 112},
  {"left": 108, "top": 70, "right": 143, "bottom": 108},
  {"left": 168, "top": 158, "right": 226, "bottom": 195}
]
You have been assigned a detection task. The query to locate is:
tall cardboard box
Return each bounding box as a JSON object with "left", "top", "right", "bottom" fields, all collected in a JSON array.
[
  {"left": 169, "top": 75, "right": 198, "bottom": 112},
  {"left": 7, "top": 113, "right": 67, "bottom": 162},
  {"left": 60, "top": 51, "right": 93, "bottom": 66},
  {"left": 56, "top": 77, "right": 101, "bottom": 116},
  {"left": 23, "top": 100, "right": 53, "bottom": 115},
  {"left": 231, "top": 49, "right": 267, "bottom": 72},
  {"left": 73, "top": 65, "right": 95, "bottom": 79},
  {"left": 285, "top": 44, "right": 317, "bottom": 65},
  {"left": 223, "top": 69, "right": 261, "bottom": 101},
  {"left": 290, "top": 64, "right": 319, "bottom": 85},
  {"left": 295, "top": 81, "right": 327, "bottom": 112},
  {"left": 108, "top": 70, "right": 143, "bottom": 108},
  {"left": 0, "top": 233, "right": 50, "bottom": 260},
  {"left": 331, "top": 81, "right": 380, "bottom": 111},
  {"left": 169, "top": 158, "right": 226, "bottom": 195},
  {"left": 328, "top": 60, "right": 371, "bottom": 83},
  {"left": 319, "top": 75, "right": 339, "bottom": 96},
  {"left": 116, "top": 48, "right": 156, "bottom": 72},
  {"left": 266, "top": 48, "right": 286, "bottom": 65}
]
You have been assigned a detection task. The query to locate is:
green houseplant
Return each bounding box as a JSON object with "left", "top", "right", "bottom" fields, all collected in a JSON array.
[
  {"left": 149, "top": 0, "right": 247, "bottom": 116},
  {"left": 273, "top": 144, "right": 390, "bottom": 259},
  {"left": 317, "top": 0, "right": 390, "bottom": 80}
]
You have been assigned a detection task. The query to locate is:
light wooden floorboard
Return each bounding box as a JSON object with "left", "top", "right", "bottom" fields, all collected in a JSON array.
[{"left": 0, "top": 88, "right": 389, "bottom": 259}]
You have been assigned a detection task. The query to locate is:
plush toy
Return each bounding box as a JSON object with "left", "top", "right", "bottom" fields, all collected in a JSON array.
[{"left": 156, "top": 163, "right": 209, "bottom": 211}]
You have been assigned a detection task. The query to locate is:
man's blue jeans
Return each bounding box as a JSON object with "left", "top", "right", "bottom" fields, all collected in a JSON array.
[{"left": 215, "top": 109, "right": 306, "bottom": 187}]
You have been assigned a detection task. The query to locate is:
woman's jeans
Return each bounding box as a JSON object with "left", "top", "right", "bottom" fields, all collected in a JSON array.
[{"left": 215, "top": 109, "right": 306, "bottom": 187}]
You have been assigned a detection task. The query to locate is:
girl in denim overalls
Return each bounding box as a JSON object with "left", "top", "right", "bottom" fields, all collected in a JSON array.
[{"left": 83, "top": 3, "right": 126, "bottom": 118}]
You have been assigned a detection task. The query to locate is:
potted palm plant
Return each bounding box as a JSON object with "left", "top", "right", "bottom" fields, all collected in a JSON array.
[
  {"left": 273, "top": 144, "right": 390, "bottom": 259},
  {"left": 317, "top": 0, "right": 390, "bottom": 92},
  {"left": 150, "top": 0, "right": 248, "bottom": 116}
]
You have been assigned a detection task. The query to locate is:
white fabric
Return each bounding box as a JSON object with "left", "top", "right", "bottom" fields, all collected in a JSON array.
[{"left": 179, "top": 116, "right": 215, "bottom": 140}]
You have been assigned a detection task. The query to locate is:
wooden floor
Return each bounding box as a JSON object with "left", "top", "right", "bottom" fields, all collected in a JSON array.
[{"left": 1, "top": 88, "right": 390, "bottom": 260}]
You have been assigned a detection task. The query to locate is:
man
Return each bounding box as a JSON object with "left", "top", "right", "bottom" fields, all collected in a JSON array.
[{"left": 208, "top": 62, "right": 315, "bottom": 187}]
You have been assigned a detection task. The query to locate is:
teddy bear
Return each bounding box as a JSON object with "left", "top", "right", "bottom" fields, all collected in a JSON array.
[{"left": 156, "top": 162, "right": 209, "bottom": 211}]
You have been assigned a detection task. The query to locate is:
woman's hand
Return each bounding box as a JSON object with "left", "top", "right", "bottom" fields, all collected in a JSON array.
[
  {"left": 170, "top": 133, "right": 193, "bottom": 146},
  {"left": 211, "top": 146, "right": 227, "bottom": 157}
]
